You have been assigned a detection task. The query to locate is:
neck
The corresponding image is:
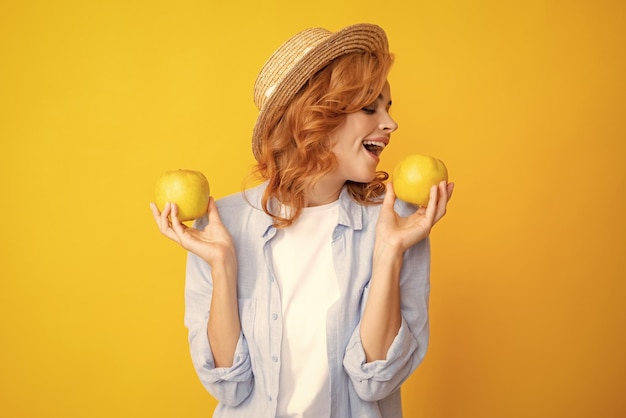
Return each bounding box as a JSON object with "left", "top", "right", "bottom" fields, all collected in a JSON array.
[{"left": 305, "top": 178, "right": 344, "bottom": 207}]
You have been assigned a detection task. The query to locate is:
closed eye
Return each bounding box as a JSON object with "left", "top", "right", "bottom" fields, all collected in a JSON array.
[{"left": 362, "top": 94, "right": 392, "bottom": 115}]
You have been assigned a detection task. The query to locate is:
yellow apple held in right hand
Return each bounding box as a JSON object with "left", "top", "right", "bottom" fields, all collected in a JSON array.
[
  {"left": 154, "top": 169, "right": 210, "bottom": 222},
  {"left": 392, "top": 154, "right": 448, "bottom": 207}
]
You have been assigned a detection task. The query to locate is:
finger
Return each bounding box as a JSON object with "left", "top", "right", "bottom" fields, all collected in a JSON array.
[
  {"left": 424, "top": 184, "right": 439, "bottom": 225},
  {"left": 382, "top": 182, "right": 396, "bottom": 210},
  {"left": 447, "top": 182, "right": 455, "bottom": 201},
  {"left": 150, "top": 202, "right": 168, "bottom": 233},
  {"left": 206, "top": 197, "right": 225, "bottom": 227},
  {"left": 434, "top": 181, "right": 449, "bottom": 221},
  {"left": 149, "top": 202, "right": 161, "bottom": 222},
  {"left": 155, "top": 201, "right": 170, "bottom": 227},
  {"left": 149, "top": 202, "right": 180, "bottom": 242},
  {"left": 160, "top": 202, "right": 179, "bottom": 234},
  {"left": 160, "top": 201, "right": 172, "bottom": 220},
  {"left": 170, "top": 202, "right": 188, "bottom": 237}
]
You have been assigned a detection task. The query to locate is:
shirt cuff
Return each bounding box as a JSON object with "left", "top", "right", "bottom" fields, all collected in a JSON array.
[
  {"left": 343, "top": 317, "right": 418, "bottom": 382},
  {"left": 191, "top": 316, "right": 253, "bottom": 384}
]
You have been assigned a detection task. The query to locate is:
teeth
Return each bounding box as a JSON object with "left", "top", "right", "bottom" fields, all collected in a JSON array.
[{"left": 362, "top": 140, "right": 386, "bottom": 150}]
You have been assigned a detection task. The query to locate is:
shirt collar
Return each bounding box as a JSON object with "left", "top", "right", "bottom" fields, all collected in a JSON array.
[
  {"left": 255, "top": 182, "right": 365, "bottom": 238},
  {"left": 337, "top": 186, "right": 363, "bottom": 230}
]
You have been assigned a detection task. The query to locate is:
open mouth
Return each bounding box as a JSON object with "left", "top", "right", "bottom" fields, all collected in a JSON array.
[{"left": 363, "top": 140, "right": 387, "bottom": 157}]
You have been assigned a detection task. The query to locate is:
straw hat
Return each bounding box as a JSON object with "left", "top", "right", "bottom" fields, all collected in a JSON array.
[{"left": 251, "top": 23, "right": 389, "bottom": 161}]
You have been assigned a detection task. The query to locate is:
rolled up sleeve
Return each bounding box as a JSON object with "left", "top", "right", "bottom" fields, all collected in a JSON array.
[
  {"left": 185, "top": 251, "right": 254, "bottom": 407},
  {"left": 188, "top": 315, "right": 253, "bottom": 406},
  {"left": 343, "top": 237, "right": 431, "bottom": 402},
  {"left": 343, "top": 317, "right": 424, "bottom": 401}
]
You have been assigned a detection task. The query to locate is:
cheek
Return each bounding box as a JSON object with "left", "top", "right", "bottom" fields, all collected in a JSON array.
[
  {"left": 328, "top": 114, "right": 372, "bottom": 151},
  {"left": 328, "top": 128, "right": 349, "bottom": 152}
]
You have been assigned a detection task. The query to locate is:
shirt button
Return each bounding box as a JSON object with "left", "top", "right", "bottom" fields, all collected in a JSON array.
[
  {"left": 272, "top": 313, "right": 278, "bottom": 320},
  {"left": 272, "top": 355, "right": 278, "bottom": 363},
  {"left": 268, "top": 396, "right": 272, "bottom": 402}
]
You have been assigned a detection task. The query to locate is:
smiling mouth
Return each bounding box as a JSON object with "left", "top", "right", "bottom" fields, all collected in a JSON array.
[{"left": 363, "top": 140, "right": 387, "bottom": 157}]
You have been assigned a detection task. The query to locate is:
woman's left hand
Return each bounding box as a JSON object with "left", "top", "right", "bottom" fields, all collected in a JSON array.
[{"left": 375, "top": 181, "right": 454, "bottom": 253}]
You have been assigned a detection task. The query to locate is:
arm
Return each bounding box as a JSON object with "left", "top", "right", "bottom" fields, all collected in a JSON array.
[
  {"left": 359, "top": 238, "right": 403, "bottom": 362},
  {"left": 206, "top": 259, "right": 240, "bottom": 368},
  {"left": 360, "top": 181, "right": 453, "bottom": 361},
  {"left": 344, "top": 181, "right": 453, "bottom": 402},
  {"left": 151, "top": 198, "right": 241, "bottom": 365},
  {"left": 151, "top": 198, "right": 252, "bottom": 405},
  {"left": 185, "top": 252, "right": 253, "bottom": 407}
]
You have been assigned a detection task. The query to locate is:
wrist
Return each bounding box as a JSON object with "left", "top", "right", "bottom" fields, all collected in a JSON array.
[
  {"left": 373, "top": 238, "right": 405, "bottom": 262},
  {"left": 372, "top": 240, "right": 404, "bottom": 280},
  {"left": 208, "top": 254, "right": 238, "bottom": 285}
]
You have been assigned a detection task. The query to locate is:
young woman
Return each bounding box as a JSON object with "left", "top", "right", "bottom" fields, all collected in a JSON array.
[{"left": 151, "top": 23, "right": 454, "bottom": 418}]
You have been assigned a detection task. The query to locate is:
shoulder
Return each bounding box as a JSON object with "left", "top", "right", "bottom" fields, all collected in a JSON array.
[
  {"left": 216, "top": 183, "right": 261, "bottom": 207},
  {"left": 194, "top": 183, "right": 268, "bottom": 231},
  {"left": 211, "top": 183, "right": 264, "bottom": 212},
  {"left": 218, "top": 183, "right": 271, "bottom": 234}
]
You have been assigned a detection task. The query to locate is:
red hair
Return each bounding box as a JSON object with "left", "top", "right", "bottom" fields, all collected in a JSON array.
[{"left": 251, "top": 50, "right": 394, "bottom": 227}]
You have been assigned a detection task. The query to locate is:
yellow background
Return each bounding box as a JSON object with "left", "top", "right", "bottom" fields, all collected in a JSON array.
[{"left": 1, "top": 0, "right": 624, "bottom": 417}]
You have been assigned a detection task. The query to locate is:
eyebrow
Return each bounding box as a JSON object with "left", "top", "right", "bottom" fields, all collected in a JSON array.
[{"left": 377, "top": 93, "right": 392, "bottom": 106}]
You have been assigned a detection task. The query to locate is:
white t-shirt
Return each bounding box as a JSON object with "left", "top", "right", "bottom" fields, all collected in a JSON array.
[{"left": 271, "top": 200, "right": 341, "bottom": 418}]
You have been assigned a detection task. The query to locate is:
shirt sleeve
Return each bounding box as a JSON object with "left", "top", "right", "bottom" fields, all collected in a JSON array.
[
  {"left": 184, "top": 251, "right": 254, "bottom": 407},
  {"left": 343, "top": 237, "right": 431, "bottom": 402}
]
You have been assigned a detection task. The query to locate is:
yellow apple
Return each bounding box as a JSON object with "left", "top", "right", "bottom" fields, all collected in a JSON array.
[
  {"left": 392, "top": 154, "right": 448, "bottom": 206},
  {"left": 154, "top": 169, "right": 210, "bottom": 222}
]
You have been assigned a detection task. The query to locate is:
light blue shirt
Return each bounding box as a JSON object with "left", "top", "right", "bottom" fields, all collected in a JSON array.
[{"left": 184, "top": 182, "right": 431, "bottom": 417}]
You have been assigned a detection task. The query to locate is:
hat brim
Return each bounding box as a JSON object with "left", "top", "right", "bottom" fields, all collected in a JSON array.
[{"left": 252, "top": 23, "right": 389, "bottom": 161}]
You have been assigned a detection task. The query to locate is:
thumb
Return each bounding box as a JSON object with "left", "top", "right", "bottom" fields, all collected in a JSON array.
[
  {"left": 206, "top": 197, "right": 223, "bottom": 225},
  {"left": 383, "top": 182, "right": 396, "bottom": 208}
]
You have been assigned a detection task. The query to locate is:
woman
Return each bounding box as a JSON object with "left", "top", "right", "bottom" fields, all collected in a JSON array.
[{"left": 151, "top": 23, "right": 454, "bottom": 417}]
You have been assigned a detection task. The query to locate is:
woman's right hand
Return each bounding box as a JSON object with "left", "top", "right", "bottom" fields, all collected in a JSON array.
[{"left": 149, "top": 198, "right": 236, "bottom": 268}]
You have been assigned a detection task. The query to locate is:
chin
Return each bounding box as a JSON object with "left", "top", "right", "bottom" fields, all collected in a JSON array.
[{"left": 349, "top": 173, "right": 377, "bottom": 184}]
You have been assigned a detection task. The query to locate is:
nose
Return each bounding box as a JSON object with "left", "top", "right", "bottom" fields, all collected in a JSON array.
[{"left": 380, "top": 111, "right": 398, "bottom": 133}]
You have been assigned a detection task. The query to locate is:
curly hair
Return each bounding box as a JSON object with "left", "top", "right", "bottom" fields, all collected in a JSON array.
[{"left": 251, "top": 49, "right": 394, "bottom": 228}]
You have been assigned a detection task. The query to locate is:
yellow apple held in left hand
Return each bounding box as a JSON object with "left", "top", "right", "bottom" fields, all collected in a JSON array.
[
  {"left": 392, "top": 154, "right": 448, "bottom": 207},
  {"left": 154, "top": 169, "right": 210, "bottom": 222}
]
